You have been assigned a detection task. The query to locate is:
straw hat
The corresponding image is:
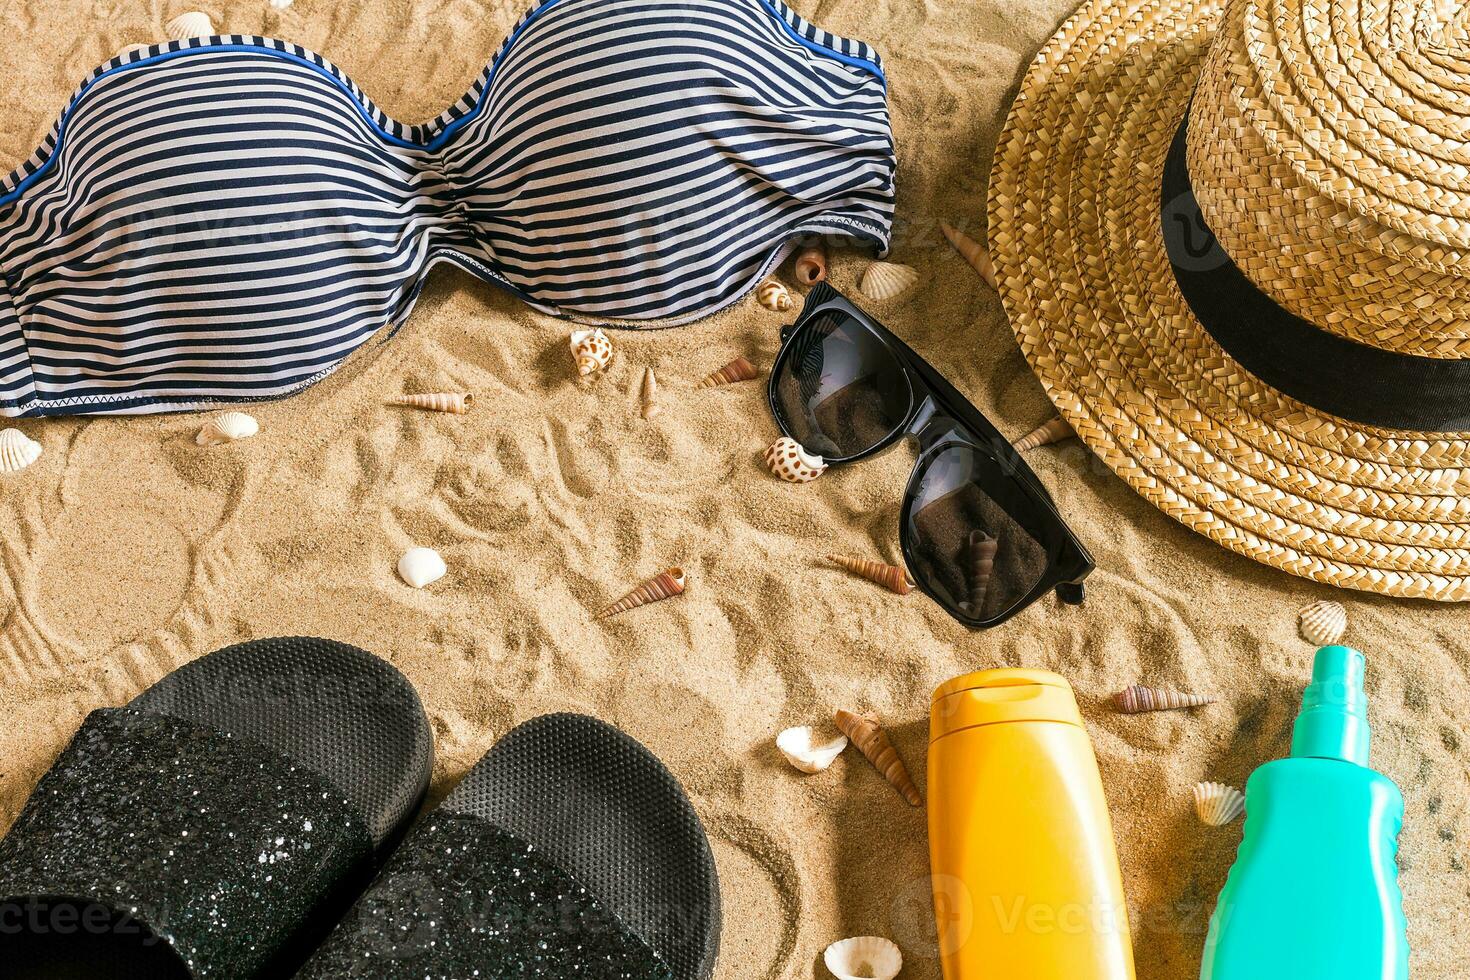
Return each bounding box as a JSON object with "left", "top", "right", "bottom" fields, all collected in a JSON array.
[{"left": 988, "top": 0, "right": 1470, "bottom": 599}]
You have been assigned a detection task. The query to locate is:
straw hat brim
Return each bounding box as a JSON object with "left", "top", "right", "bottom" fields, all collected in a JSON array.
[{"left": 988, "top": 0, "right": 1470, "bottom": 599}]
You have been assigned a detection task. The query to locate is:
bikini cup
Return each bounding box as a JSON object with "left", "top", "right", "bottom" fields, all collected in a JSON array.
[{"left": 0, "top": 0, "right": 893, "bottom": 418}]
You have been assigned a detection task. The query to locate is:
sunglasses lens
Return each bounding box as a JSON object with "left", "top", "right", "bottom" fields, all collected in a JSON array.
[
  {"left": 773, "top": 310, "right": 913, "bottom": 459},
  {"left": 904, "top": 444, "right": 1052, "bottom": 622}
]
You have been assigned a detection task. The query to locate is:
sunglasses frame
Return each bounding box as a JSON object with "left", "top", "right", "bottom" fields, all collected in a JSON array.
[{"left": 768, "top": 283, "right": 1094, "bottom": 628}]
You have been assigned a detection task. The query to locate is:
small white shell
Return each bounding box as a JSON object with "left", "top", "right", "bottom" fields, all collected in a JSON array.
[
  {"left": 166, "top": 11, "right": 215, "bottom": 40},
  {"left": 823, "top": 936, "right": 902, "bottom": 980},
  {"left": 858, "top": 261, "right": 919, "bottom": 302},
  {"left": 1298, "top": 600, "right": 1347, "bottom": 647},
  {"left": 116, "top": 42, "right": 152, "bottom": 57},
  {"left": 269, "top": 0, "right": 294, "bottom": 7},
  {"left": 776, "top": 726, "right": 848, "bottom": 774},
  {"left": 570, "top": 328, "right": 613, "bottom": 377},
  {"left": 757, "top": 280, "right": 793, "bottom": 312},
  {"left": 0, "top": 428, "right": 42, "bottom": 474},
  {"left": 763, "top": 437, "right": 826, "bottom": 483},
  {"left": 195, "top": 411, "right": 258, "bottom": 446},
  {"left": 397, "top": 547, "right": 446, "bottom": 589},
  {"left": 1193, "top": 781, "right": 1245, "bottom": 826}
]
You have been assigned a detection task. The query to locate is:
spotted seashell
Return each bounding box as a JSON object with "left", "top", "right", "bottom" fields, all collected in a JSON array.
[
  {"left": 1193, "top": 781, "right": 1245, "bottom": 826},
  {"left": 166, "top": 11, "right": 215, "bottom": 40},
  {"left": 195, "top": 411, "right": 258, "bottom": 446},
  {"left": 858, "top": 261, "right": 919, "bottom": 302},
  {"left": 763, "top": 436, "right": 826, "bottom": 483},
  {"left": 756, "top": 280, "right": 792, "bottom": 312},
  {"left": 570, "top": 328, "right": 613, "bottom": 378},
  {"left": 824, "top": 936, "right": 902, "bottom": 980},
  {"left": 1298, "top": 600, "right": 1347, "bottom": 647},
  {"left": 0, "top": 428, "right": 42, "bottom": 474}
]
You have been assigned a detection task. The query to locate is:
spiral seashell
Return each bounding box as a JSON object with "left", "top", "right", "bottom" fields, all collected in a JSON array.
[
  {"left": 1298, "top": 600, "right": 1347, "bottom": 647},
  {"left": 823, "top": 936, "right": 903, "bottom": 980},
  {"left": 569, "top": 328, "right": 613, "bottom": 378},
  {"left": 195, "top": 411, "right": 258, "bottom": 446},
  {"left": 389, "top": 392, "right": 472, "bottom": 414},
  {"left": 397, "top": 547, "right": 446, "bottom": 589},
  {"left": 763, "top": 437, "right": 826, "bottom": 483},
  {"left": 793, "top": 242, "right": 828, "bottom": 285},
  {"left": 640, "top": 367, "right": 662, "bottom": 419},
  {"left": 834, "top": 710, "right": 921, "bottom": 806},
  {"left": 858, "top": 261, "right": 919, "bottom": 302},
  {"left": 698, "top": 356, "right": 758, "bottom": 388},
  {"left": 756, "top": 279, "right": 792, "bottom": 312},
  {"left": 827, "top": 554, "right": 913, "bottom": 596},
  {"left": 1113, "top": 685, "right": 1213, "bottom": 713},
  {"left": 166, "top": 11, "right": 215, "bottom": 40},
  {"left": 965, "top": 530, "right": 997, "bottom": 614},
  {"left": 0, "top": 428, "right": 42, "bottom": 474},
  {"left": 940, "top": 220, "right": 998, "bottom": 290},
  {"left": 597, "top": 567, "right": 686, "bottom": 619},
  {"left": 1013, "top": 416, "right": 1075, "bottom": 452},
  {"left": 1193, "top": 781, "right": 1245, "bottom": 826},
  {"left": 775, "top": 726, "right": 847, "bottom": 774}
]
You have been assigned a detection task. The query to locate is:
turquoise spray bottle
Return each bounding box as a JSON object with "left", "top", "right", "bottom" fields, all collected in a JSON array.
[{"left": 1200, "top": 645, "right": 1409, "bottom": 980}]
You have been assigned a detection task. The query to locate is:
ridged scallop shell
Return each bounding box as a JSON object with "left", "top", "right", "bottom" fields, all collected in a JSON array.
[
  {"left": 823, "top": 936, "right": 902, "bottom": 980},
  {"left": 756, "top": 280, "right": 792, "bottom": 312},
  {"left": 1298, "top": 600, "right": 1347, "bottom": 647},
  {"left": 390, "top": 392, "right": 472, "bottom": 414},
  {"left": 597, "top": 568, "right": 686, "bottom": 619},
  {"left": 763, "top": 437, "right": 826, "bottom": 483},
  {"left": 0, "top": 428, "right": 42, "bottom": 473},
  {"left": 793, "top": 242, "right": 828, "bottom": 285},
  {"left": 1113, "top": 685, "right": 1214, "bottom": 713},
  {"left": 858, "top": 261, "right": 919, "bottom": 302},
  {"left": 834, "top": 710, "right": 921, "bottom": 806},
  {"left": 828, "top": 555, "right": 913, "bottom": 596},
  {"left": 698, "top": 356, "right": 758, "bottom": 388},
  {"left": 397, "top": 547, "right": 446, "bottom": 589},
  {"left": 570, "top": 328, "right": 613, "bottom": 377},
  {"left": 1193, "top": 781, "right": 1245, "bottom": 826},
  {"left": 640, "top": 367, "right": 662, "bottom": 419},
  {"left": 195, "top": 411, "right": 258, "bottom": 446},
  {"left": 775, "top": 726, "right": 848, "bottom": 774},
  {"left": 166, "top": 11, "right": 215, "bottom": 40}
]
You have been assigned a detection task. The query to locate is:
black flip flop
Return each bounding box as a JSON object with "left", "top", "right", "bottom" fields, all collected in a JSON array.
[
  {"left": 0, "top": 637, "right": 432, "bottom": 980},
  {"left": 298, "top": 713, "right": 722, "bottom": 979}
]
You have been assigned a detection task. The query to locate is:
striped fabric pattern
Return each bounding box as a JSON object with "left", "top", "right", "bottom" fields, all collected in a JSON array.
[{"left": 0, "top": 0, "right": 893, "bottom": 417}]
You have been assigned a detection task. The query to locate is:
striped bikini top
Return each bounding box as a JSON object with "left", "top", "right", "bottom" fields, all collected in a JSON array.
[{"left": 0, "top": 0, "right": 893, "bottom": 417}]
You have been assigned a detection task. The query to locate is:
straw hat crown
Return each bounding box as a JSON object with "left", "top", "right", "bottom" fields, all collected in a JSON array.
[{"left": 1185, "top": 0, "right": 1470, "bottom": 358}]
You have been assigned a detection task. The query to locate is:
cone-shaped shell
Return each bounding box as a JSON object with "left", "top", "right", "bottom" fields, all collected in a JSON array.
[
  {"left": 940, "top": 221, "right": 998, "bottom": 290},
  {"left": 775, "top": 726, "right": 848, "bottom": 774},
  {"left": 397, "top": 547, "right": 447, "bottom": 589},
  {"left": 570, "top": 328, "right": 613, "bottom": 377},
  {"left": 1193, "top": 781, "right": 1245, "bottom": 826},
  {"left": 1298, "top": 600, "right": 1347, "bottom": 647},
  {"left": 166, "top": 11, "right": 215, "bottom": 40},
  {"left": 698, "top": 356, "right": 758, "bottom": 388},
  {"left": 763, "top": 437, "right": 826, "bottom": 483},
  {"left": 828, "top": 554, "right": 912, "bottom": 596},
  {"left": 834, "top": 709, "right": 921, "bottom": 806},
  {"left": 823, "top": 936, "right": 902, "bottom": 980},
  {"left": 1113, "top": 684, "right": 1214, "bottom": 713},
  {"left": 965, "top": 530, "right": 997, "bottom": 614},
  {"left": 390, "top": 392, "right": 472, "bottom": 414},
  {"left": 0, "top": 428, "right": 42, "bottom": 474},
  {"left": 640, "top": 367, "right": 662, "bottom": 419},
  {"left": 756, "top": 280, "right": 792, "bottom": 312},
  {"left": 1014, "top": 416, "right": 1075, "bottom": 452},
  {"left": 196, "top": 411, "right": 258, "bottom": 446},
  {"left": 793, "top": 243, "right": 829, "bottom": 286},
  {"left": 858, "top": 261, "right": 919, "bottom": 302},
  {"left": 597, "top": 567, "right": 686, "bottom": 619}
]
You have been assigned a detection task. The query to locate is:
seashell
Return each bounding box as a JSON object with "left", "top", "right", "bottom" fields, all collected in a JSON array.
[
  {"left": 116, "top": 42, "right": 151, "bottom": 57},
  {"left": 1298, "top": 600, "right": 1347, "bottom": 647},
  {"left": 756, "top": 280, "right": 792, "bottom": 312},
  {"left": 597, "top": 567, "right": 685, "bottom": 619},
  {"left": 763, "top": 437, "right": 826, "bottom": 483},
  {"left": 1193, "top": 781, "right": 1245, "bottom": 826},
  {"left": 775, "top": 726, "right": 848, "bottom": 774},
  {"left": 397, "top": 547, "right": 446, "bottom": 589},
  {"left": 823, "top": 936, "right": 902, "bottom": 980},
  {"left": 166, "top": 11, "right": 215, "bottom": 40},
  {"left": 389, "top": 392, "right": 472, "bottom": 414},
  {"left": 858, "top": 261, "right": 919, "bottom": 302},
  {"left": 0, "top": 428, "right": 42, "bottom": 474},
  {"left": 834, "top": 709, "right": 922, "bottom": 806},
  {"left": 1113, "top": 684, "right": 1214, "bottom": 713},
  {"left": 195, "top": 411, "right": 258, "bottom": 446},
  {"left": 827, "top": 554, "right": 913, "bottom": 596},
  {"left": 698, "top": 356, "right": 758, "bottom": 388},
  {"left": 965, "top": 530, "right": 997, "bottom": 614},
  {"left": 1013, "top": 416, "right": 1075, "bottom": 452},
  {"left": 793, "top": 242, "right": 829, "bottom": 286},
  {"left": 269, "top": 0, "right": 294, "bottom": 7},
  {"left": 570, "top": 328, "right": 613, "bottom": 378},
  {"left": 640, "top": 367, "right": 662, "bottom": 420},
  {"left": 940, "top": 221, "right": 998, "bottom": 290}
]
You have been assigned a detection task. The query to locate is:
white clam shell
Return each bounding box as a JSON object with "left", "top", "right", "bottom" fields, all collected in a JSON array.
[
  {"left": 824, "top": 936, "right": 902, "bottom": 980},
  {"left": 763, "top": 437, "right": 826, "bottom": 483},
  {"left": 166, "top": 11, "right": 215, "bottom": 40},
  {"left": 776, "top": 726, "right": 848, "bottom": 774},
  {"left": 397, "top": 547, "right": 446, "bottom": 589},
  {"left": 196, "top": 411, "right": 258, "bottom": 446},
  {"left": 1298, "top": 600, "right": 1347, "bottom": 647},
  {"left": 858, "top": 261, "right": 919, "bottom": 302},
  {"left": 0, "top": 428, "right": 42, "bottom": 473},
  {"left": 1193, "top": 781, "right": 1245, "bottom": 826}
]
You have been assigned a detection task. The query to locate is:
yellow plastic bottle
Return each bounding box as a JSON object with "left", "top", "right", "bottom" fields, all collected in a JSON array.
[{"left": 928, "top": 669, "right": 1136, "bottom": 980}]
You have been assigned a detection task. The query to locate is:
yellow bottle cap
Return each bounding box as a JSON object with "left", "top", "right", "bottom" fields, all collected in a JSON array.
[{"left": 930, "top": 668, "right": 1083, "bottom": 743}]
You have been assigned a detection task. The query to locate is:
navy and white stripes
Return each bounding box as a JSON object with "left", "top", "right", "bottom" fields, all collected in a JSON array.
[{"left": 0, "top": 0, "right": 893, "bottom": 417}]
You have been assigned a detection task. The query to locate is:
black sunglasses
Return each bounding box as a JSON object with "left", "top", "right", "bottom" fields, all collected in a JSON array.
[{"left": 767, "top": 283, "right": 1093, "bottom": 628}]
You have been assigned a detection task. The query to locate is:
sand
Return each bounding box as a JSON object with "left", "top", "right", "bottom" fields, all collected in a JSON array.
[{"left": 1, "top": 1, "right": 1467, "bottom": 977}]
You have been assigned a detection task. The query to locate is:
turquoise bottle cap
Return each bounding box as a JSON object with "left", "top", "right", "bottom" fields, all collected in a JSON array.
[{"left": 1290, "top": 645, "right": 1371, "bottom": 766}]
